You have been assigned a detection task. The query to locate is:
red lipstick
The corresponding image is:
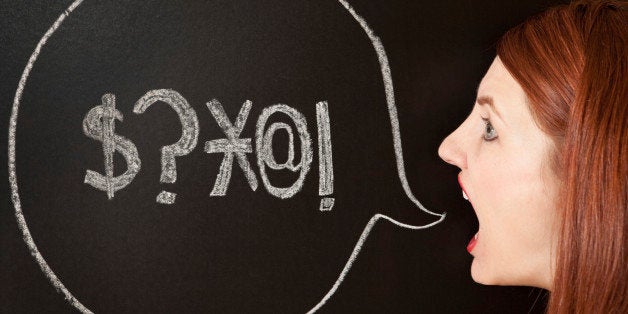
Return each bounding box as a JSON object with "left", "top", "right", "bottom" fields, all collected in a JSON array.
[{"left": 467, "top": 233, "right": 478, "bottom": 253}]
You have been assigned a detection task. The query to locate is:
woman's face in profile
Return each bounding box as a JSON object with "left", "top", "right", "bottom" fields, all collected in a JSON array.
[{"left": 438, "top": 57, "right": 560, "bottom": 289}]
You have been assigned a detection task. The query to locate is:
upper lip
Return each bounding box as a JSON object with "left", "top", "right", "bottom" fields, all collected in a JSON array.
[{"left": 458, "top": 173, "right": 469, "bottom": 200}]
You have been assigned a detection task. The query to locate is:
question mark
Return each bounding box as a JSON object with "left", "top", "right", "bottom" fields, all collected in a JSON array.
[{"left": 134, "top": 89, "right": 199, "bottom": 204}]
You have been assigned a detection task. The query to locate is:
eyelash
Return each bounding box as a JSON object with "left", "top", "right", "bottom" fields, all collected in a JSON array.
[{"left": 481, "top": 117, "right": 498, "bottom": 141}]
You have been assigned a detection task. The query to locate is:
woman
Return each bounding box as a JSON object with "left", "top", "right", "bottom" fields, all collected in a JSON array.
[{"left": 438, "top": 1, "right": 626, "bottom": 312}]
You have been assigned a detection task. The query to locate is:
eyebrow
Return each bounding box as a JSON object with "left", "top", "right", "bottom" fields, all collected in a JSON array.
[{"left": 476, "top": 95, "right": 504, "bottom": 122}]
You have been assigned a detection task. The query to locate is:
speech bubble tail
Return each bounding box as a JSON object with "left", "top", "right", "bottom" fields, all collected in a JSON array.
[
  {"left": 306, "top": 212, "right": 445, "bottom": 313},
  {"left": 306, "top": 2, "right": 447, "bottom": 312}
]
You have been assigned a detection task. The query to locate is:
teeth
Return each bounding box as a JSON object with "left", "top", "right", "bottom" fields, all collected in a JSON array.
[{"left": 462, "top": 190, "right": 469, "bottom": 200}]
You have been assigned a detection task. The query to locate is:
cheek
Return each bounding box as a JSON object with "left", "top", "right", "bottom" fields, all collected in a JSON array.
[
  {"left": 470, "top": 157, "right": 520, "bottom": 213},
  {"left": 471, "top": 148, "right": 544, "bottom": 217},
  {"left": 480, "top": 163, "right": 548, "bottom": 236}
]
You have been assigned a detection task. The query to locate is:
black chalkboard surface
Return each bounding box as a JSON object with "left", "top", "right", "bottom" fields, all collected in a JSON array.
[{"left": 1, "top": 0, "right": 566, "bottom": 313}]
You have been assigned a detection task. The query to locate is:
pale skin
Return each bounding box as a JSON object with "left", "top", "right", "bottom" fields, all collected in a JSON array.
[{"left": 438, "top": 57, "right": 559, "bottom": 290}]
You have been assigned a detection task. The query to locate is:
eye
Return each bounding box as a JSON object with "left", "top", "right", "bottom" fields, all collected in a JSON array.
[{"left": 482, "top": 118, "right": 498, "bottom": 141}]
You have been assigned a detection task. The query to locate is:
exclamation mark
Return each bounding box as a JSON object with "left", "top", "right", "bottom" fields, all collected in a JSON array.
[{"left": 316, "top": 101, "right": 334, "bottom": 211}]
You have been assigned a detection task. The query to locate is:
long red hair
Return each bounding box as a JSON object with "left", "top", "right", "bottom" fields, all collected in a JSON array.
[{"left": 496, "top": 1, "right": 627, "bottom": 312}]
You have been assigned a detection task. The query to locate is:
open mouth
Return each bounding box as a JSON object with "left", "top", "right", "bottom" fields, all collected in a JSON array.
[{"left": 458, "top": 173, "right": 478, "bottom": 254}]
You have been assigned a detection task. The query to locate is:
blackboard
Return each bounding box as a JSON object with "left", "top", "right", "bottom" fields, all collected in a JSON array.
[{"left": 1, "top": 0, "right": 566, "bottom": 313}]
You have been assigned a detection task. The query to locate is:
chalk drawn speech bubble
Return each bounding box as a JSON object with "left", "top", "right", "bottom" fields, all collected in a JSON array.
[{"left": 8, "top": 0, "right": 446, "bottom": 312}]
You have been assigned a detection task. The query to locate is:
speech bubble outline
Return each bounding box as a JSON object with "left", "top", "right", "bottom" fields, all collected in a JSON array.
[{"left": 7, "top": 1, "right": 446, "bottom": 313}]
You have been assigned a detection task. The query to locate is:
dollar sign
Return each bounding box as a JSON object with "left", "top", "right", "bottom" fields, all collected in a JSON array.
[{"left": 82, "top": 94, "right": 141, "bottom": 199}]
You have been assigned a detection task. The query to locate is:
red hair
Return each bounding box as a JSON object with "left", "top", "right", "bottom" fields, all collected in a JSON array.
[{"left": 497, "top": 1, "right": 627, "bottom": 312}]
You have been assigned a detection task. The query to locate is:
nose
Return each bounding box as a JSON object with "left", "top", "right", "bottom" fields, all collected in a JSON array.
[{"left": 438, "top": 125, "right": 467, "bottom": 169}]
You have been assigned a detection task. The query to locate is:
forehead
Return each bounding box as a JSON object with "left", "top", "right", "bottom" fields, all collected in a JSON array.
[{"left": 476, "top": 57, "right": 528, "bottom": 115}]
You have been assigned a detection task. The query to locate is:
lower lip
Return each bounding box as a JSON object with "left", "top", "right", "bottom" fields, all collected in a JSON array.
[{"left": 467, "top": 233, "right": 478, "bottom": 253}]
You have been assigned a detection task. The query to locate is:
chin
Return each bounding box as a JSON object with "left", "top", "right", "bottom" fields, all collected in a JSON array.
[
  {"left": 470, "top": 258, "right": 550, "bottom": 289},
  {"left": 470, "top": 259, "right": 492, "bottom": 285},
  {"left": 469, "top": 258, "right": 507, "bottom": 286}
]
